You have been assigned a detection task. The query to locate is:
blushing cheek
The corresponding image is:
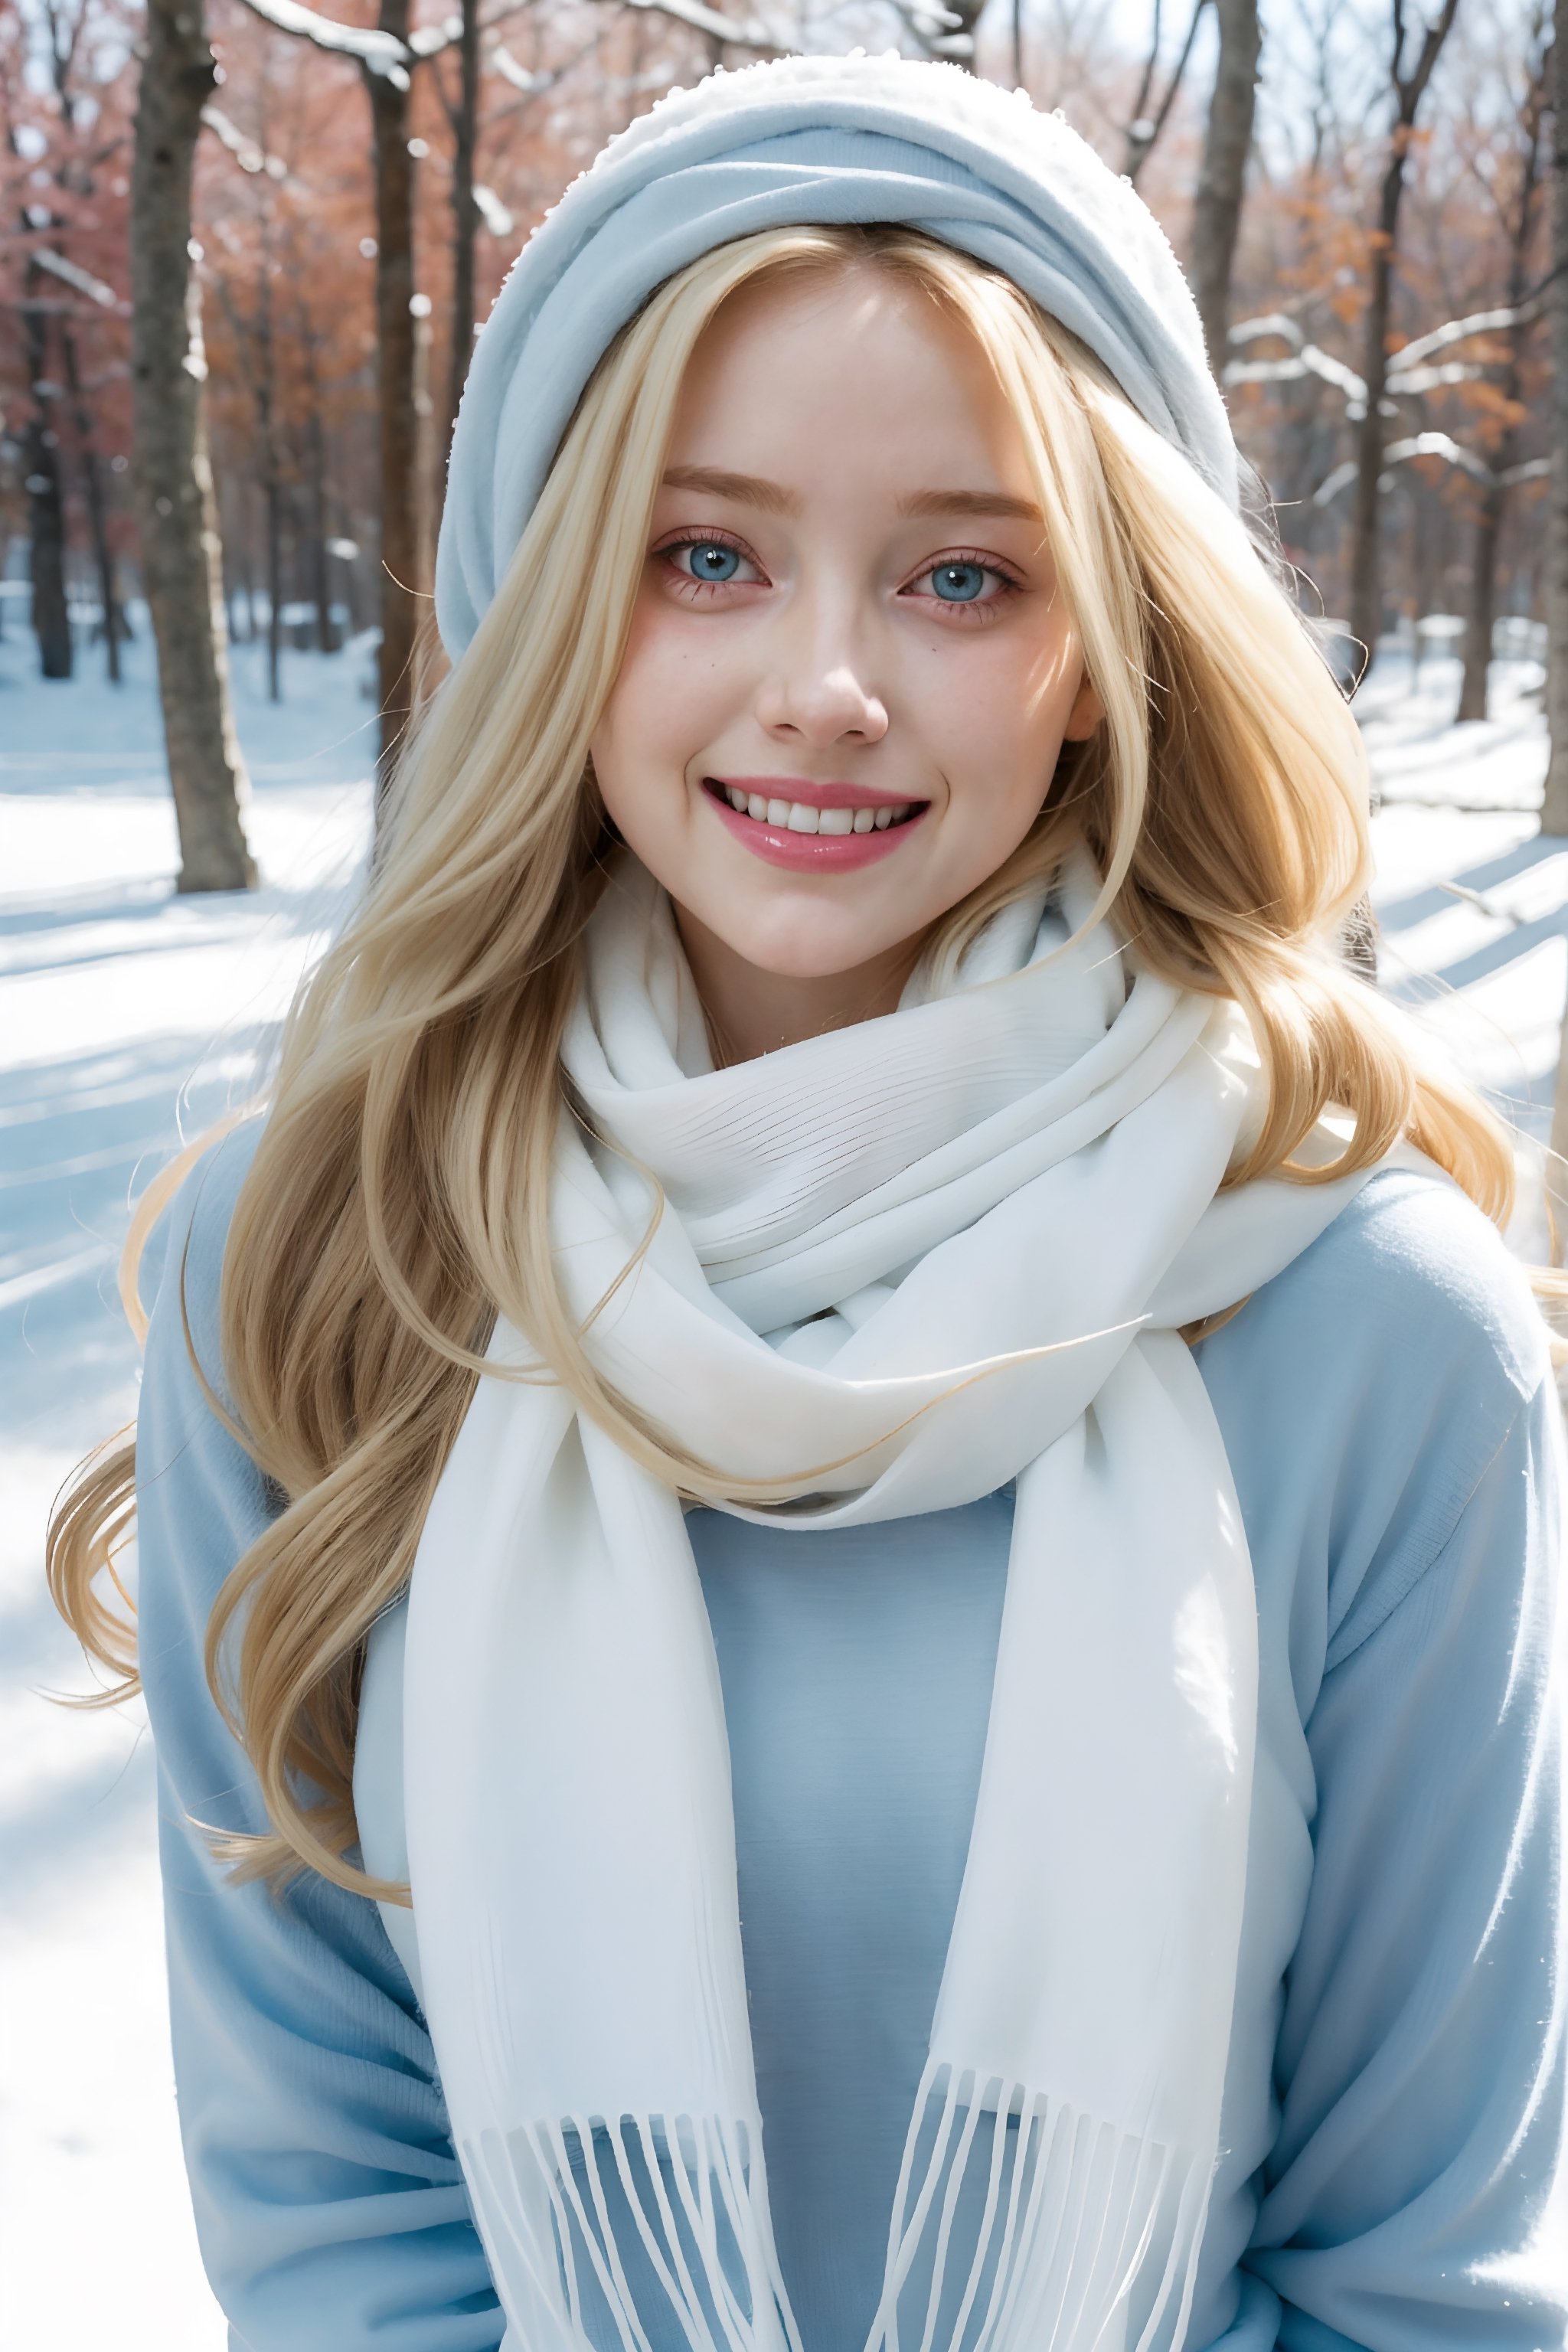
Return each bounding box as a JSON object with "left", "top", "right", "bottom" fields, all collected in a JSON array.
[
  {"left": 929, "top": 642, "right": 1066, "bottom": 833},
  {"left": 596, "top": 613, "right": 694, "bottom": 817}
]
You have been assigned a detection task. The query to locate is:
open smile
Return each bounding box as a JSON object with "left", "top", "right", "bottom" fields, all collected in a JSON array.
[{"left": 702, "top": 778, "right": 929, "bottom": 871}]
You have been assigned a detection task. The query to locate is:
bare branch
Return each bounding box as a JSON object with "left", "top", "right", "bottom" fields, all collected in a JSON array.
[
  {"left": 1389, "top": 299, "right": 1542, "bottom": 373},
  {"left": 1223, "top": 341, "right": 1367, "bottom": 400},
  {"left": 1229, "top": 310, "right": 1303, "bottom": 349},
  {"left": 594, "top": 0, "right": 789, "bottom": 55},
  {"left": 1123, "top": 0, "right": 1208, "bottom": 184},
  {"left": 32, "top": 244, "right": 123, "bottom": 310},
  {"left": 488, "top": 41, "right": 544, "bottom": 89},
  {"left": 201, "top": 100, "right": 289, "bottom": 178},
  {"left": 1314, "top": 430, "right": 1523, "bottom": 506},
  {"left": 472, "top": 181, "right": 513, "bottom": 234}
]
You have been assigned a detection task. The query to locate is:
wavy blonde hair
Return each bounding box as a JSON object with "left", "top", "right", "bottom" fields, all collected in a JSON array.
[{"left": 50, "top": 223, "right": 1519, "bottom": 1897}]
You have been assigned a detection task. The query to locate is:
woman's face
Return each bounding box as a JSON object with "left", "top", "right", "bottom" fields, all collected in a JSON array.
[{"left": 590, "top": 265, "right": 1102, "bottom": 1023}]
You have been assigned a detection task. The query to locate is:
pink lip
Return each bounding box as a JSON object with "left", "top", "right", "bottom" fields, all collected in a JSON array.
[
  {"left": 702, "top": 780, "right": 929, "bottom": 872},
  {"left": 717, "top": 776, "right": 916, "bottom": 811}
]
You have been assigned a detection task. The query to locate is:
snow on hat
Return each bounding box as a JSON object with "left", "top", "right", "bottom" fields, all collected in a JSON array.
[{"left": 436, "top": 51, "right": 1236, "bottom": 656}]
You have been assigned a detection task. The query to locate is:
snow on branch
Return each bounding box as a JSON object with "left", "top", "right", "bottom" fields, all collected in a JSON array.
[
  {"left": 473, "top": 183, "right": 514, "bottom": 235},
  {"left": 1390, "top": 301, "right": 1539, "bottom": 374},
  {"left": 1223, "top": 343, "right": 1367, "bottom": 403},
  {"left": 605, "top": 0, "right": 790, "bottom": 56},
  {"left": 1226, "top": 333, "right": 1498, "bottom": 411},
  {"left": 201, "top": 103, "right": 289, "bottom": 179},
  {"left": 488, "top": 43, "right": 544, "bottom": 90},
  {"left": 411, "top": 5, "right": 520, "bottom": 57},
  {"left": 1229, "top": 312, "right": 1303, "bottom": 351},
  {"left": 408, "top": 14, "right": 462, "bottom": 54},
  {"left": 229, "top": 0, "right": 412, "bottom": 84},
  {"left": 1312, "top": 431, "right": 1534, "bottom": 507},
  {"left": 884, "top": 0, "right": 972, "bottom": 56},
  {"left": 33, "top": 247, "right": 122, "bottom": 311},
  {"left": 1228, "top": 302, "right": 1534, "bottom": 413}
]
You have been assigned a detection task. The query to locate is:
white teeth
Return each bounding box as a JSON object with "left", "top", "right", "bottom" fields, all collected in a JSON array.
[{"left": 721, "top": 789, "right": 913, "bottom": 835}]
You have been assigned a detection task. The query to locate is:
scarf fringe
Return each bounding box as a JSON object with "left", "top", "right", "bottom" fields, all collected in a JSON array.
[
  {"left": 464, "top": 2112, "right": 804, "bottom": 2352},
  {"left": 462, "top": 2075, "right": 1207, "bottom": 2352},
  {"left": 864, "top": 2061, "right": 1210, "bottom": 2352}
]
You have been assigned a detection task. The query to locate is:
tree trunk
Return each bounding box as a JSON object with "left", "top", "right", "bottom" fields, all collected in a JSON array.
[
  {"left": 61, "top": 324, "right": 126, "bottom": 683},
  {"left": 1542, "top": 0, "right": 1568, "bottom": 831},
  {"left": 1458, "top": 59, "right": 1544, "bottom": 727},
  {"left": 1346, "top": 151, "right": 1404, "bottom": 671},
  {"left": 22, "top": 269, "right": 72, "bottom": 679},
  {"left": 265, "top": 468, "right": 284, "bottom": 701},
  {"left": 305, "top": 403, "right": 338, "bottom": 655},
  {"left": 1345, "top": 0, "right": 1461, "bottom": 676},
  {"left": 445, "top": 0, "right": 480, "bottom": 472},
  {"left": 1456, "top": 487, "right": 1503, "bottom": 723},
  {"left": 253, "top": 251, "right": 285, "bottom": 701},
  {"left": 1188, "top": 0, "right": 1259, "bottom": 372},
  {"left": 367, "top": 4, "right": 420, "bottom": 795},
  {"left": 129, "top": 0, "right": 255, "bottom": 891}
]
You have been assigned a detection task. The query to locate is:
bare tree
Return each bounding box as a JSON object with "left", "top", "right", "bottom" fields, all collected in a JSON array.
[
  {"left": 1122, "top": 0, "right": 1210, "bottom": 184},
  {"left": 131, "top": 0, "right": 256, "bottom": 890},
  {"left": 1456, "top": 39, "right": 1547, "bottom": 724},
  {"left": 19, "top": 259, "right": 72, "bottom": 679},
  {"left": 231, "top": 0, "right": 421, "bottom": 782},
  {"left": 4, "top": 60, "right": 73, "bottom": 678},
  {"left": 1346, "top": 0, "right": 1462, "bottom": 671},
  {"left": 60, "top": 322, "right": 127, "bottom": 679},
  {"left": 294, "top": 294, "right": 339, "bottom": 654},
  {"left": 443, "top": 0, "right": 481, "bottom": 465},
  {"left": 1544, "top": 0, "right": 1568, "bottom": 831},
  {"left": 1189, "top": 0, "right": 1260, "bottom": 369},
  {"left": 38, "top": 0, "right": 129, "bottom": 678},
  {"left": 366, "top": 0, "right": 421, "bottom": 784},
  {"left": 217, "top": 142, "right": 289, "bottom": 703}
]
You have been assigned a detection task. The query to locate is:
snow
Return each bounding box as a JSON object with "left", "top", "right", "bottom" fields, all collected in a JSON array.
[
  {"left": 2, "top": 615, "right": 374, "bottom": 2349},
  {"left": 1, "top": 617, "right": 1562, "bottom": 2344}
]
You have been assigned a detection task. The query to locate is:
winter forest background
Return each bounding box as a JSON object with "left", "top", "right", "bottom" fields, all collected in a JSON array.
[{"left": 4, "top": 0, "right": 1567, "bottom": 2341}]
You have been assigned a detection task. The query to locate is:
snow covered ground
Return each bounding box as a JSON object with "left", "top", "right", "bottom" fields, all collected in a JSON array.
[
  {"left": 0, "top": 618, "right": 1560, "bottom": 2346},
  {"left": 2, "top": 618, "right": 374, "bottom": 2348}
]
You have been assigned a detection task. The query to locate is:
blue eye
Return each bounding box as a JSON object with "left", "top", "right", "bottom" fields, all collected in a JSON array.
[
  {"left": 680, "top": 541, "right": 742, "bottom": 581},
  {"left": 930, "top": 561, "right": 988, "bottom": 603}
]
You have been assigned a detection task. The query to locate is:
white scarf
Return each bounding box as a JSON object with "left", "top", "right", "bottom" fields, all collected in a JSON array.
[{"left": 403, "top": 856, "right": 1377, "bottom": 2352}]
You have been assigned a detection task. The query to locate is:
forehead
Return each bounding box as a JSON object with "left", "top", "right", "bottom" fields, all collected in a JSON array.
[{"left": 664, "top": 264, "right": 1030, "bottom": 492}]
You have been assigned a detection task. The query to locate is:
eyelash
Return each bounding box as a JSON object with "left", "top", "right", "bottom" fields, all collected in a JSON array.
[
  {"left": 654, "top": 529, "right": 766, "bottom": 596},
  {"left": 904, "top": 550, "right": 1024, "bottom": 619},
  {"left": 651, "top": 530, "right": 1024, "bottom": 616}
]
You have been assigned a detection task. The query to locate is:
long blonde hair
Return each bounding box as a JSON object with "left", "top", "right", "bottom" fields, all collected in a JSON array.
[{"left": 49, "top": 223, "right": 1517, "bottom": 1897}]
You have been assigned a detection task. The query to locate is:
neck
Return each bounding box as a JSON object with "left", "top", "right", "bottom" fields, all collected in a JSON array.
[{"left": 675, "top": 906, "right": 926, "bottom": 1067}]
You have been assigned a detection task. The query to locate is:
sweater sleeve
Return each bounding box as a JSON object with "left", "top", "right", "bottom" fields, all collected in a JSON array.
[
  {"left": 1240, "top": 1362, "right": 1567, "bottom": 2350},
  {"left": 135, "top": 1133, "right": 504, "bottom": 2351}
]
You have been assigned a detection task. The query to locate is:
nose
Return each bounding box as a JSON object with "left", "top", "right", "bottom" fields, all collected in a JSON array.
[{"left": 754, "top": 626, "right": 889, "bottom": 750}]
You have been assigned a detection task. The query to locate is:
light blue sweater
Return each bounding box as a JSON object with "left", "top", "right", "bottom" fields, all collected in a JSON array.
[{"left": 136, "top": 1133, "right": 1567, "bottom": 2352}]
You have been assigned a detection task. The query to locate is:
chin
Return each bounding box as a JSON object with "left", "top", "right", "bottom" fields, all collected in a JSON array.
[{"left": 717, "top": 908, "right": 913, "bottom": 981}]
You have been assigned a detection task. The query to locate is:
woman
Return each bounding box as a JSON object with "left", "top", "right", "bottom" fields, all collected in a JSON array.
[{"left": 51, "top": 53, "right": 1564, "bottom": 2352}]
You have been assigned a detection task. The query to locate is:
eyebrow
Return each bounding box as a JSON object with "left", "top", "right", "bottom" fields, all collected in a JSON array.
[
  {"left": 899, "top": 488, "right": 1043, "bottom": 521},
  {"left": 659, "top": 466, "right": 1042, "bottom": 525},
  {"left": 660, "top": 466, "right": 802, "bottom": 514}
]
